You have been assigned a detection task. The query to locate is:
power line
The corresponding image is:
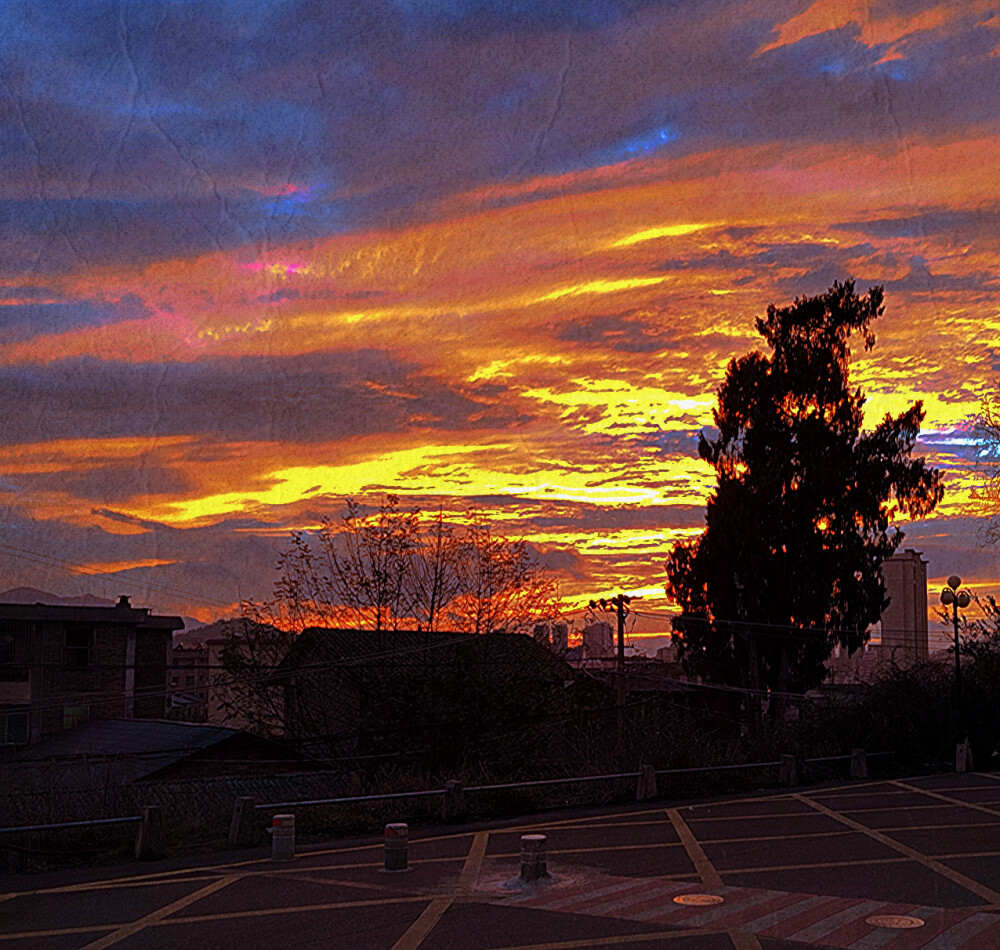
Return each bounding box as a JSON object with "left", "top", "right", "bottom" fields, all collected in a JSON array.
[
  {"left": 631, "top": 608, "right": 942, "bottom": 643},
  {"left": 0, "top": 542, "right": 234, "bottom": 610}
]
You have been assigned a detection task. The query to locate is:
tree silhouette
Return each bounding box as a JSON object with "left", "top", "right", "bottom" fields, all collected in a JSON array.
[
  {"left": 972, "top": 387, "right": 1000, "bottom": 547},
  {"left": 666, "top": 281, "right": 943, "bottom": 728},
  {"left": 254, "top": 495, "right": 560, "bottom": 636}
]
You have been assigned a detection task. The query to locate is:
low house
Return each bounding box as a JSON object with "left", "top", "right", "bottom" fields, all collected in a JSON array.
[
  {"left": 275, "top": 629, "right": 594, "bottom": 772},
  {"left": 1, "top": 719, "right": 312, "bottom": 797},
  {"left": 0, "top": 597, "right": 183, "bottom": 747}
]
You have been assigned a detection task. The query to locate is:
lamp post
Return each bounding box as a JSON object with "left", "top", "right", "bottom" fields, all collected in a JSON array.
[{"left": 940, "top": 574, "right": 971, "bottom": 736}]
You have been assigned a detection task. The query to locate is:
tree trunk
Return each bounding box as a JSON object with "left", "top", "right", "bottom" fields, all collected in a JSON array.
[
  {"left": 746, "top": 628, "right": 763, "bottom": 738},
  {"left": 772, "top": 644, "right": 791, "bottom": 727}
]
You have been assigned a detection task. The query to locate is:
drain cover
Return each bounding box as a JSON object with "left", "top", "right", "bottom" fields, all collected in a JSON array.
[
  {"left": 673, "top": 894, "right": 725, "bottom": 906},
  {"left": 865, "top": 915, "right": 925, "bottom": 929}
]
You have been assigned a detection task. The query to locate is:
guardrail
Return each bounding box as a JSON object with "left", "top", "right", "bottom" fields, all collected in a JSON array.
[
  {"left": 2, "top": 748, "right": 895, "bottom": 857},
  {"left": 0, "top": 815, "right": 141, "bottom": 834},
  {"left": 242, "top": 749, "right": 891, "bottom": 834},
  {"left": 0, "top": 806, "right": 164, "bottom": 859}
]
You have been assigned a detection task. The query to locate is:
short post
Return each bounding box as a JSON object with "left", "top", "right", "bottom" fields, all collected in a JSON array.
[
  {"left": 228, "top": 796, "right": 258, "bottom": 847},
  {"left": 850, "top": 749, "right": 869, "bottom": 780},
  {"left": 134, "top": 805, "right": 164, "bottom": 860},
  {"left": 271, "top": 814, "right": 295, "bottom": 862},
  {"left": 636, "top": 764, "right": 658, "bottom": 801},
  {"left": 956, "top": 741, "right": 973, "bottom": 773},
  {"left": 442, "top": 780, "right": 464, "bottom": 820},
  {"left": 519, "top": 834, "right": 548, "bottom": 883},
  {"left": 384, "top": 823, "right": 409, "bottom": 871},
  {"left": 779, "top": 754, "right": 798, "bottom": 787}
]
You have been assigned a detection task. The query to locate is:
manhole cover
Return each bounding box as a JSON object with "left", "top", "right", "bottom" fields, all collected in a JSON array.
[
  {"left": 673, "top": 894, "right": 725, "bottom": 906},
  {"left": 865, "top": 915, "right": 925, "bottom": 929}
]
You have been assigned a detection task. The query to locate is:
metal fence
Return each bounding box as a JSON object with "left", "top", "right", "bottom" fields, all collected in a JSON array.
[{"left": 1, "top": 749, "right": 893, "bottom": 858}]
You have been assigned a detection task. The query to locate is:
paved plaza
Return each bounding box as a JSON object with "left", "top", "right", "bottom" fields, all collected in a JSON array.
[{"left": 4, "top": 772, "right": 1000, "bottom": 949}]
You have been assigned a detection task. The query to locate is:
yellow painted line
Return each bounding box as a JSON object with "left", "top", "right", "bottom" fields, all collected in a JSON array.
[
  {"left": 705, "top": 830, "right": 853, "bottom": 844},
  {"left": 267, "top": 870, "right": 399, "bottom": 893},
  {"left": 721, "top": 855, "right": 910, "bottom": 874},
  {"left": 673, "top": 811, "right": 813, "bottom": 823},
  {"left": 807, "top": 787, "right": 919, "bottom": 800},
  {"left": 79, "top": 874, "right": 243, "bottom": 950},
  {"left": 388, "top": 830, "right": 491, "bottom": 950},
  {"left": 793, "top": 793, "right": 1000, "bottom": 904},
  {"left": 153, "top": 894, "right": 436, "bottom": 926},
  {"left": 0, "top": 925, "right": 116, "bottom": 942},
  {"left": 890, "top": 780, "right": 1000, "bottom": 818},
  {"left": 666, "top": 808, "right": 723, "bottom": 888},
  {"left": 459, "top": 832, "right": 490, "bottom": 892},
  {"left": 505, "top": 818, "right": 676, "bottom": 833},
  {"left": 481, "top": 927, "right": 722, "bottom": 950},
  {"left": 390, "top": 897, "right": 454, "bottom": 950},
  {"left": 934, "top": 850, "right": 1000, "bottom": 859},
  {"left": 730, "top": 931, "right": 764, "bottom": 950},
  {"left": 548, "top": 841, "right": 684, "bottom": 857},
  {"left": 0, "top": 869, "right": 226, "bottom": 901},
  {"left": 840, "top": 801, "right": 978, "bottom": 816},
  {"left": 704, "top": 822, "right": 1000, "bottom": 845}
]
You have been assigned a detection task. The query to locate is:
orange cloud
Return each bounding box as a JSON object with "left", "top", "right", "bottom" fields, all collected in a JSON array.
[{"left": 757, "top": 0, "right": 974, "bottom": 56}]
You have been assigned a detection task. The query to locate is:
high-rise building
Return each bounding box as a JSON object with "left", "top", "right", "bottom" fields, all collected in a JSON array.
[
  {"left": 880, "top": 548, "right": 929, "bottom": 662},
  {"left": 582, "top": 621, "right": 613, "bottom": 659}
]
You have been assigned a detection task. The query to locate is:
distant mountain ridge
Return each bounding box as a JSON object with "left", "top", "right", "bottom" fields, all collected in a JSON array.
[
  {"left": 0, "top": 586, "right": 116, "bottom": 607},
  {"left": 174, "top": 618, "right": 243, "bottom": 646}
]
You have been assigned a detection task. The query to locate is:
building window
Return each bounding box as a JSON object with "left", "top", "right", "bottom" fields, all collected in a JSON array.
[
  {"left": 0, "top": 630, "right": 14, "bottom": 665},
  {"left": 64, "top": 628, "right": 95, "bottom": 667},
  {"left": 0, "top": 621, "right": 31, "bottom": 667},
  {"left": 63, "top": 704, "right": 90, "bottom": 730},
  {"left": 0, "top": 710, "right": 29, "bottom": 745}
]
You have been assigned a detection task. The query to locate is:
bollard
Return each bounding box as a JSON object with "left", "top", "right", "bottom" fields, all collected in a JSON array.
[
  {"left": 519, "top": 834, "right": 549, "bottom": 883},
  {"left": 271, "top": 814, "right": 295, "bottom": 862},
  {"left": 228, "top": 796, "right": 258, "bottom": 847},
  {"left": 442, "top": 779, "right": 464, "bottom": 820},
  {"left": 956, "top": 741, "right": 973, "bottom": 773},
  {"left": 384, "top": 823, "right": 409, "bottom": 871},
  {"left": 779, "top": 754, "right": 799, "bottom": 787},
  {"left": 134, "top": 805, "right": 164, "bottom": 860},
  {"left": 850, "top": 749, "right": 869, "bottom": 780},
  {"left": 636, "top": 764, "right": 658, "bottom": 801}
]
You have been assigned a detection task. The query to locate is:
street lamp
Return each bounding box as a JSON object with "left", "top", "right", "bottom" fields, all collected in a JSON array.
[{"left": 940, "top": 574, "right": 971, "bottom": 736}]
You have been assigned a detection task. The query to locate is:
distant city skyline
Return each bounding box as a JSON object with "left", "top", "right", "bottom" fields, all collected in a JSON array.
[{"left": 1, "top": 0, "right": 997, "bottom": 639}]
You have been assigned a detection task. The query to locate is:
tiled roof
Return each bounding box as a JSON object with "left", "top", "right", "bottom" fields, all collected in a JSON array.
[
  {"left": 277, "top": 628, "right": 572, "bottom": 681},
  {"left": 26, "top": 718, "right": 236, "bottom": 760},
  {"left": 8, "top": 720, "right": 243, "bottom": 788}
]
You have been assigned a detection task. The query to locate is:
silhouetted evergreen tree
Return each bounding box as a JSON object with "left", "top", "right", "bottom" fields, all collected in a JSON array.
[{"left": 665, "top": 281, "right": 943, "bottom": 727}]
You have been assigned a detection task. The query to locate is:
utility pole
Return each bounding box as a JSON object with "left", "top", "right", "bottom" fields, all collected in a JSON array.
[{"left": 589, "top": 593, "right": 632, "bottom": 750}]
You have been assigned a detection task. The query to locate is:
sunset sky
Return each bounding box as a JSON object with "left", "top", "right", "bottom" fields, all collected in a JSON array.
[{"left": 1, "top": 0, "right": 998, "bottom": 648}]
